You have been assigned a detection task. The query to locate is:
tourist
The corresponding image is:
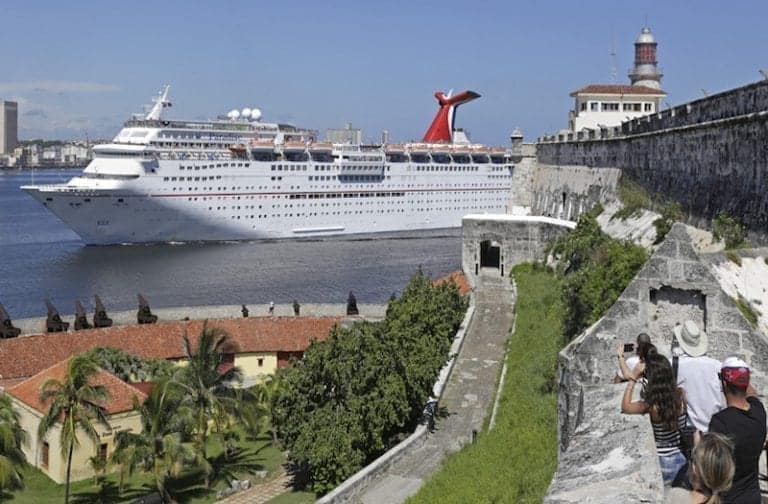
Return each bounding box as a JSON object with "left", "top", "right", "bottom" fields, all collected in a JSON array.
[
  {"left": 622, "top": 351, "right": 688, "bottom": 485},
  {"left": 708, "top": 357, "right": 766, "bottom": 504},
  {"left": 673, "top": 321, "right": 725, "bottom": 432},
  {"left": 269, "top": 301, "right": 274, "bottom": 315},
  {"left": 614, "top": 332, "right": 655, "bottom": 383},
  {"left": 666, "top": 432, "right": 735, "bottom": 504}
]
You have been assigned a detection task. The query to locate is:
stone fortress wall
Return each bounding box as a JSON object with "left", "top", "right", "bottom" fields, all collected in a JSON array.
[{"left": 535, "top": 79, "right": 768, "bottom": 235}]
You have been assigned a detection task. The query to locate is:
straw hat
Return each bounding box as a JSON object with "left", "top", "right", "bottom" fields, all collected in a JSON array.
[{"left": 673, "top": 320, "right": 708, "bottom": 357}]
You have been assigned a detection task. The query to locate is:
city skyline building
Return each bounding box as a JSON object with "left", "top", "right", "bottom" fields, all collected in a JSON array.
[{"left": 0, "top": 100, "right": 19, "bottom": 154}]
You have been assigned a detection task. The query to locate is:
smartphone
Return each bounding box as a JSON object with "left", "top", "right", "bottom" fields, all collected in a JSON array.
[{"left": 623, "top": 343, "right": 635, "bottom": 353}]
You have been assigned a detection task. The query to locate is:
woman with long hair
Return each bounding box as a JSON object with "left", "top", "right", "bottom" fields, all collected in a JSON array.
[
  {"left": 667, "top": 432, "right": 735, "bottom": 503},
  {"left": 621, "top": 350, "right": 688, "bottom": 485}
]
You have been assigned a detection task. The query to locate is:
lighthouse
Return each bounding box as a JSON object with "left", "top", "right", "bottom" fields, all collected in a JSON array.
[{"left": 629, "top": 26, "right": 663, "bottom": 89}]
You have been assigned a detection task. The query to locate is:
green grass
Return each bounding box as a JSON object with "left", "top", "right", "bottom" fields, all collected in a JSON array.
[
  {"left": 407, "top": 264, "right": 562, "bottom": 504},
  {"left": 3, "top": 430, "right": 286, "bottom": 504},
  {"left": 266, "top": 490, "right": 317, "bottom": 504}
]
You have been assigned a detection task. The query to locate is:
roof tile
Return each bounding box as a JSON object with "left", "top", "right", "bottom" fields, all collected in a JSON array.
[{"left": 0, "top": 316, "right": 340, "bottom": 381}]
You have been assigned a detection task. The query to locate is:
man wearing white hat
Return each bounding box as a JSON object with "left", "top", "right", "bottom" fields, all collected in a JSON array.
[{"left": 673, "top": 320, "right": 725, "bottom": 432}]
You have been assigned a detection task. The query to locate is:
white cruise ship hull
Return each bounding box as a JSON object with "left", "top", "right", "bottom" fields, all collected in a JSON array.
[{"left": 22, "top": 160, "right": 511, "bottom": 245}]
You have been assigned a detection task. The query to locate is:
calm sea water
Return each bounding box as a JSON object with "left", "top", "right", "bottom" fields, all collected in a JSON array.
[{"left": 0, "top": 168, "right": 462, "bottom": 318}]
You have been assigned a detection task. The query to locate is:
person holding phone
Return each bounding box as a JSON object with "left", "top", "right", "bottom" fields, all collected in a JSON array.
[{"left": 615, "top": 332, "right": 655, "bottom": 383}]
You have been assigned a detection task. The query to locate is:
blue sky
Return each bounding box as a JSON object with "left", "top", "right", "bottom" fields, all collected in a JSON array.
[{"left": 2, "top": 0, "right": 767, "bottom": 144}]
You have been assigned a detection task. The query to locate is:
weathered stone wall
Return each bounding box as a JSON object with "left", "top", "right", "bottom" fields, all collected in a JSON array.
[
  {"left": 530, "top": 164, "right": 621, "bottom": 220},
  {"left": 536, "top": 79, "right": 768, "bottom": 235},
  {"left": 545, "top": 223, "right": 768, "bottom": 502},
  {"left": 461, "top": 215, "right": 575, "bottom": 289}
]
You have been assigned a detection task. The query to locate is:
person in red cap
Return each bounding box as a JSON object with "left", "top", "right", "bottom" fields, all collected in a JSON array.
[{"left": 708, "top": 357, "right": 765, "bottom": 504}]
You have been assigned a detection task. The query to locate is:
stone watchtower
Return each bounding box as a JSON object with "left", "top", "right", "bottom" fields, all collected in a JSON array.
[{"left": 628, "top": 27, "right": 663, "bottom": 89}]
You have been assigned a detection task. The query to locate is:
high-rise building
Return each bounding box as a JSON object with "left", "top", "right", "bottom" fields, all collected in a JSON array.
[
  {"left": 0, "top": 101, "right": 19, "bottom": 154},
  {"left": 326, "top": 122, "right": 362, "bottom": 144}
]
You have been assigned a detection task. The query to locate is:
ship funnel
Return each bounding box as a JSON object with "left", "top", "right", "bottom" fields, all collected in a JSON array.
[{"left": 422, "top": 90, "right": 481, "bottom": 143}]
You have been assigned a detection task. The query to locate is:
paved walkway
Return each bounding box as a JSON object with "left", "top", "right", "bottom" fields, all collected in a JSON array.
[
  {"left": 217, "top": 470, "right": 293, "bottom": 504},
  {"left": 357, "top": 273, "right": 516, "bottom": 504}
]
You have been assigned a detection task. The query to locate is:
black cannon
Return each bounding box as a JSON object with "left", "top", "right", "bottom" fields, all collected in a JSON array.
[
  {"left": 93, "top": 295, "right": 113, "bottom": 328},
  {"left": 0, "top": 304, "right": 21, "bottom": 339},
  {"left": 74, "top": 300, "right": 92, "bottom": 331},
  {"left": 346, "top": 291, "right": 359, "bottom": 316},
  {"left": 241, "top": 304, "right": 249, "bottom": 318},
  {"left": 137, "top": 294, "right": 158, "bottom": 325},
  {"left": 45, "top": 299, "right": 69, "bottom": 333}
]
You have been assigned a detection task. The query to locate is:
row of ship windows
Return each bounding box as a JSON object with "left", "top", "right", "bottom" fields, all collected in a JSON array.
[
  {"left": 172, "top": 183, "right": 507, "bottom": 193},
  {"left": 179, "top": 163, "right": 248, "bottom": 170},
  {"left": 173, "top": 162, "right": 510, "bottom": 173},
  {"left": 187, "top": 192, "right": 505, "bottom": 204},
  {"left": 200, "top": 204, "right": 505, "bottom": 221}
]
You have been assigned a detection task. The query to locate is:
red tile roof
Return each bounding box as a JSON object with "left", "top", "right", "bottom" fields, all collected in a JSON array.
[
  {"left": 434, "top": 271, "right": 471, "bottom": 297},
  {"left": 0, "top": 316, "right": 340, "bottom": 382},
  {"left": 7, "top": 359, "right": 147, "bottom": 416},
  {"left": 570, "top": 84, "right": 666, "bottom": 96}
]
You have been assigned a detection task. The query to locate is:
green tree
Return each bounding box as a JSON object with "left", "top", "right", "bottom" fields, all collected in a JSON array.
[
  {"left": 0, "top": 394, "right": 26, "bottom": 495},
  {"left": 173, "top": 324, "right": 242, "bottom": 486},
  {"left": 272, "top": 270, "right": 467, "bottom": 493},
  {"left": 38, "top": 355, "right": 111, "bottom": 504},
  {"left": 111, "top": 379, "right": 194, "bottom": 501},
  {"left": 251, "top": 376, "right": 282, "bottom": 445},
  {"left": 84, "top": 347, "right": 175, "bottom": 383}
]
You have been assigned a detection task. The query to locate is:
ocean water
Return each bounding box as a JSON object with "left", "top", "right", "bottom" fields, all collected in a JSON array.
[{"left": 0, "top": 168, "right": 462, "bottom": 319}]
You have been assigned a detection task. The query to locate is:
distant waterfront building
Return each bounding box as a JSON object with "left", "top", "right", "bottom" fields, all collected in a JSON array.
[
  {"left": 0, "top": 100, "right": 18, "bottom": 154},
  {"left": 326, "top": 122, "right": 362, "bottom": 144},
  {"left": 568, "top": 26, "right": 667, "bottom": 132}
]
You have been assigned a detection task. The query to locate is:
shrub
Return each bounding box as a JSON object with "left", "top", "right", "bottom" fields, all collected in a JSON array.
[
  {"left": 552, "top": 211, "right": 648, "bottom": 340},
  {"left": 713, "top": 211, "right": 747, "bottom": 249},
  {"left": 272, "top": 270, "right": 467, "bottom": 493},
  {"left": 614, "top": 177, "right": 651, "bottom": 220},
  {"left": 735, "top": 295, "right": 759, "bottom": 328},
  {"left": 653, "top": 201, "right": 683, "bottom": 244}
]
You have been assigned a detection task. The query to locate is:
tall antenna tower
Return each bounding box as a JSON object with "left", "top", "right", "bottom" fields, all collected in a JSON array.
[{"left": 610, "top": 32, "right": 617, "bottom": 83}]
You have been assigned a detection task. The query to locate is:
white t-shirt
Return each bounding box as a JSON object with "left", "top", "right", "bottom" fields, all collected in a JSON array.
[
  {"left": 676, "top": 354, "right": 726, "bottom": 432},
  {"left": 617, "top": 355, "right": 640, "bottom": 380}
]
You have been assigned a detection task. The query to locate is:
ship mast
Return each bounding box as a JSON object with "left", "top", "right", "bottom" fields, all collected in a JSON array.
[{"left": 145, "top": 85, "right": 171, "bottom": 120}]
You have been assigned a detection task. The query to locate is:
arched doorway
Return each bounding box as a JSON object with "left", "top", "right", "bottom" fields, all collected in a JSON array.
[{"left": 480, "top": 240, "right": 501, "bottom": 269}]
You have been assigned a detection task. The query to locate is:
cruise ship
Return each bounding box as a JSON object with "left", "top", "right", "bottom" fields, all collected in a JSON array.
[{"left": 22, "top": 86, "right": 513, "bottom": 245}]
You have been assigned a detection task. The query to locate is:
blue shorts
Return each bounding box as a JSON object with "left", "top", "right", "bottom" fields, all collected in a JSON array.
[{"left": 658, "top": 451, "right": 687, "bottom": 486}]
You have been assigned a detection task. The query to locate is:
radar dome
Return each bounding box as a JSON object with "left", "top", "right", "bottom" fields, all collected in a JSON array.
[
  {"left": 227, "top": 109, "right": 240, "bottom": 120},
  {"left": 241, "top": 108, "right": 252, "bottom": 118},
  {"left": 250, "top": 108, "right": 262, "bottom": 121}
]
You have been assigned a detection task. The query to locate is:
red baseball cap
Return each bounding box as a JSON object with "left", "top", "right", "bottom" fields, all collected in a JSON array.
[{"left": 721, "top": 357, "right": 750, "bottom": 388}]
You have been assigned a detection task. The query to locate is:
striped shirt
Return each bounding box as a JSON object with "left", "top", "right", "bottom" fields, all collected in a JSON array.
[{"left": 651, "top": 410, "right": 688, "bottom": 456}]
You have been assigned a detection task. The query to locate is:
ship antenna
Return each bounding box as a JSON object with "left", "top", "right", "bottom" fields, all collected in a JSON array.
[
  {"left": 610, "top": 31, "right": 617, "bottom": 83},
  {"left": 145, "top": 85, "right": 172, "bottom": 120}
]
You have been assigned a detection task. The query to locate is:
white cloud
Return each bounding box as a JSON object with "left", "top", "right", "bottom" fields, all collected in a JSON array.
[{"left": 0, "top": 80, "right": 120, "bottom": 94}]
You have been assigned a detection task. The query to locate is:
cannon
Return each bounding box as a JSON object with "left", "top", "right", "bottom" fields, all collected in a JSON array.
[
  {"left": 45, "top": 299, "right": 69, "bottom": 332},
  {"left": 241, "top": 304, "right": 249, "bottom": 318},
  {"left": 93, "top": 295, "right": 113, "bottom": 328},
  {"left": 0, "top": 304, "right": 21, "bottom": 339},
  {"left": 292, "top": 299, "right": 300, "bottom": 316},
  {"left": 137, "top": 294, "right": 158, "bottom": 325},
  {"left": 74, "top": 300, "right": 91, "bottom": 331},
  {"left": 346, "top": 291, "right": 359, "bottom": 316}
]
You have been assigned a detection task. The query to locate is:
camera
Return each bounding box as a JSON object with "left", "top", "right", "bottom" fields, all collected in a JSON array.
[{"left": 623, "top": 343, "right": 635, "bottom": 353}]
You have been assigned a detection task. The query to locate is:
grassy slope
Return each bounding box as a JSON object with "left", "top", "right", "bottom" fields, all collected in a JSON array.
[{"left": 407, "top": 264, "right": 562, "bottom": 504}]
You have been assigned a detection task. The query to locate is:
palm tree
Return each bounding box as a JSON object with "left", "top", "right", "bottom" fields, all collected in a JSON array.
[
  {"left": 38, "top": 355, "right": 110, "bottom": 504},
  {"left": 252, "top": 375, "right": 283, "bottom": 446},
  {"left": 173, "top": 323, "right": 242, "bottom": 486},
  {"left": 111, "top": 379, "right": 193, "bottom": 502},
  {"left": 0, "top": 393, "right": 26, "bottom": 495}
]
